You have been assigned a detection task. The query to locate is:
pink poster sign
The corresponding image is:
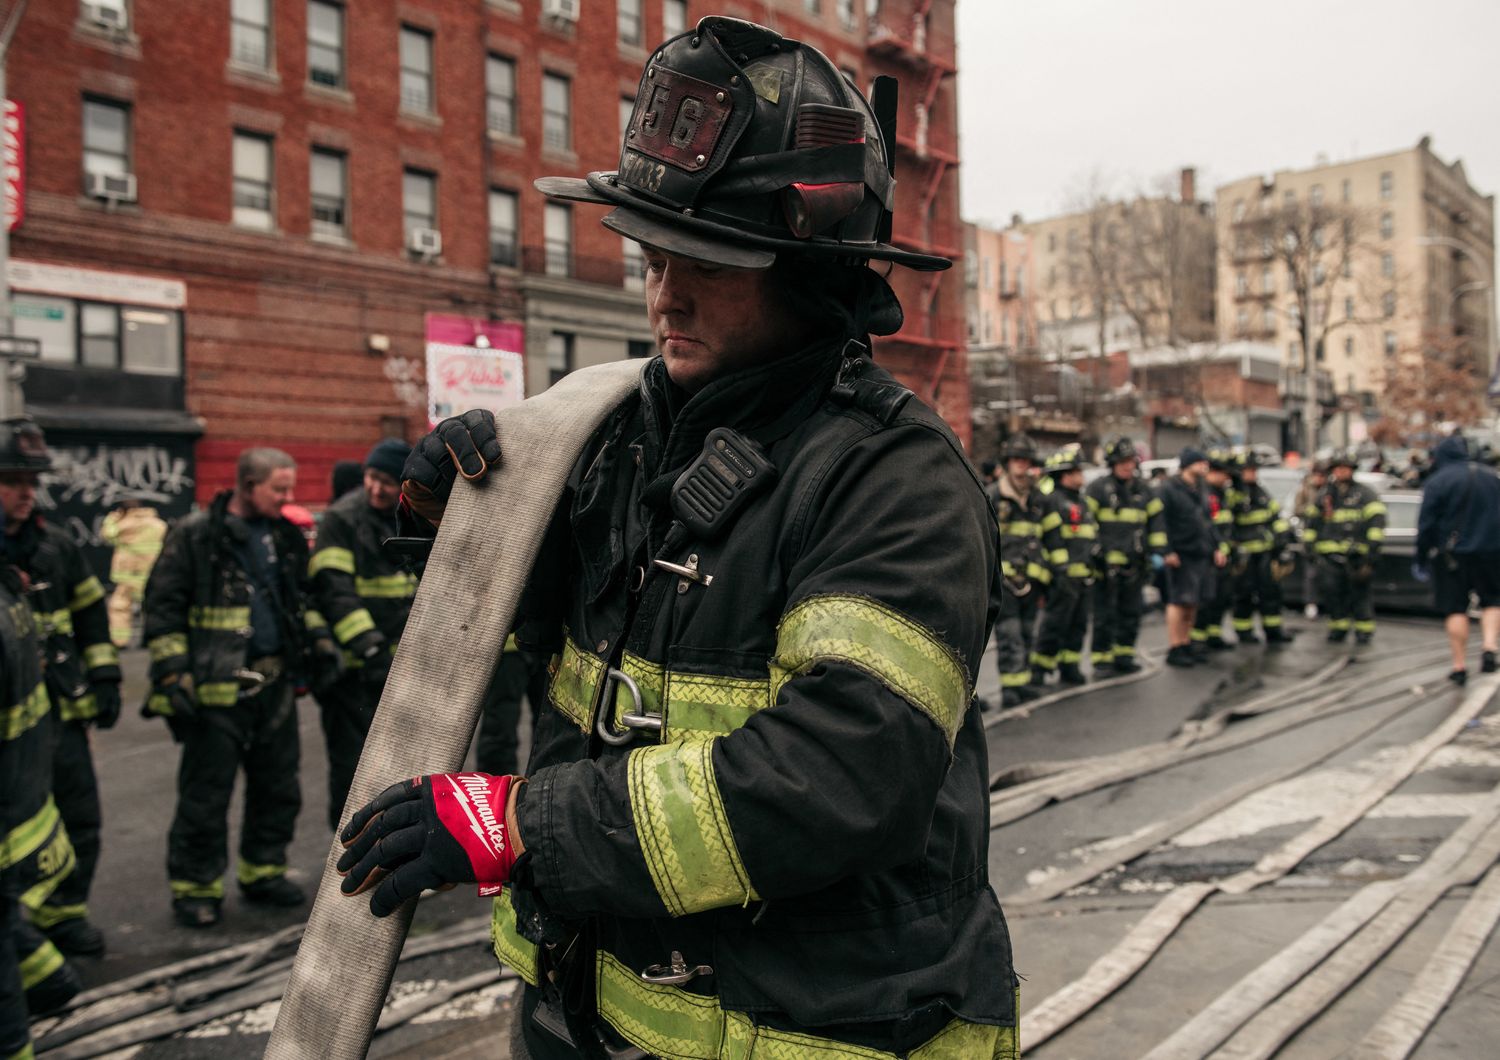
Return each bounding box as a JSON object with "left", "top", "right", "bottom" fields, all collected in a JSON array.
[{"left": 424, "top": 314, "right": 525, "bottom": 427}]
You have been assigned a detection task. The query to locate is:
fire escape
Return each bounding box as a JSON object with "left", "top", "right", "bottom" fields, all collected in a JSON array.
[{"left": 867, "top": 0, "right": 959, "bottom": 401}]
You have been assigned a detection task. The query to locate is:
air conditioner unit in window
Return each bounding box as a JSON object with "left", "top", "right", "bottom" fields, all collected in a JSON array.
[
  {"left": 542, "top": 0, "right": 580, "bottom": 22},
  {"left": 87, "top": 171, "right": 137, "bottom": 203},
  {"left": 407, "top": 227, "right": 442, "bottom": 258},
  {"left": 82, "top": 3, "right": 126, "bottom": 31}
]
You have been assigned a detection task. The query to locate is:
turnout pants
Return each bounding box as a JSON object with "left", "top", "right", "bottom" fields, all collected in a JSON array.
[
  {"left": 1091, "top": 569, "right": 1144, "bottom": 666},
  {"left": 1232, "top": 554, "right": 1284, "bottom": 636},
  {"left": 1, "top": 896, "right": 30, "bottom": 1060},
  {"left": 317, "top": 674, "right": 377, "bottom": 833},
  {"left": 1192, "top": 566, "right": 1231, "bottom": 642},
  {"left": 476, "top": 651, "right": 550, "bottom": 776},
  {"left": 36, "top": 724, "right": 101, "bottom": 932},
  {"left": 1033, "top": 579, "right": 1089, "bottom": 675},
  {"left": 167, "top": 676, "right": 301, "bottom": 900},
  {"left": 1316, "top": 558, "right": 1375, "bottom": 637},
  {"left": 994, "top": 589, "right": 1040, "bottom": 691}
]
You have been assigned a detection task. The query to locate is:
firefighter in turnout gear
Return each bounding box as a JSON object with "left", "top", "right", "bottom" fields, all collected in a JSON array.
[
  {"left": 1032, "top": 445, "right": 1098, "bottom": 687},
  {"left": 1, "top": 512, "right": 83, "bottom": 1059},
  {"left": 0, "top": 419, "right": 119, "bottom": 959},
  {"left": 1304, "top": 449, "right": 1386, "bottom": 643},
  {"left": 143, "top": 448, "right": 327, "bottom": 928},
  {"left": 100, "top": 500, "right": 167, "bottom": 648},
  {"left": 991, "top": 434, "right": 1046, "bottom": 708},
  {"left": 309, "top": 439, "right": 418, "bottom": 831},
  {"left": 1191, "top": 450, "right": 1237, "bottom": 653},
  {"left": 338, "top": 19, "right": 1018, "bottom": 1059},
  {"left": 1085, "top": 437, "right": 1163, "bottom": 674},
  {"left": 1229, "top": 452, "right": 1295, "bottom": 644}
]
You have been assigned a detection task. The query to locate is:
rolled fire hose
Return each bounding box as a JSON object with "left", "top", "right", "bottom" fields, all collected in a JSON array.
[{"left": 265, "top": 359, "right": 643, "bottom": 1060}]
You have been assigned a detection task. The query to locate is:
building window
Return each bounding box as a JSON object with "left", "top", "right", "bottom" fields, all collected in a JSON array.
[
  {"left": 232, "top": 131, "right": 274, "bottom": 230},
  {"left": 546, "top": 331, "right": 573, "bottom": 386},
  {"left": 307, "top": 1, "right": 344, "bottom": 88},
  {"left": 1382, "top": 291, "right": 1395, "bottom": 318},
  {"left": 618, "top": 0, "right": 642, "bottom": 44},
  {"left": 804, "top": 0, "right": 822, "bottom": 14},
  {"left": 488, "top": 189, "right": 518, "bottom": 267},
  {"left": 1232, "top": 199, "right": 1246, "bottom": 222},
  {"left": 1235, "top": 271, "right": 1249, "bottom": 297},
  {"left": 486, "top": 55, "right": 517, "bottom": 136},
  {"left": 1313, "top": 261, "right": 1326, "bottom": 286},
  {"left": 1345, "top": 335, "right": 1354, "bottom": 357},
  {"left": 82, "top": 0, "right": 129, "bottom": 29},
  {"left": 837, "top": 0, "right": 857, "bottom": 29},
  {"left": 1384, "top": 330, "right": 1397, "bottom": 355},
  {"left": 310, "top": 147, "right": 347, "bottom": 237},
  {"left": 399, "top": 26, "right": 434, "bottom": 113},
  {"left": 1380, "top": 171, "right": 1393, "bottom": 199},
  {"left": 403, "top": 169, "right": 437, "bottom": 242},
  {"left": 1236, "top": 308, "right": 1249, "bottom": 334},
  {"left": 80, "top": 303, "right": 119, "bottom": 369},
  {"left": 982, "top": 258, "right": 991, "bottom": 290},
  {"left": 1341, "top": 179, "right": 1351, "bottom": 203},
  {"left": 1261, "top": 266, "right": 1273, "bottom": 294},
  {"left": 1283, "top": 188, "right": 1295, "bottom": 208},
  {"left": 663, "top": 0, "right": 688, "bottom": 37},
  {"left": 230, "top": 0, "right": 272, "bottom": 69},
  {"left": 542, "top": 73, "right": 571, "bottom": 153},
  {"left": 1047, "top": 233, "right": 1056, "bottom": 253},
  {"left": 1345, "top": 296, "right": 1354, "bottom": 319},
  {"left": 1380, "top": 212, "right": 1393, "bottom": 239},
  {"left": 622, "top": 237, "right": 645, "bottom": 291},
  {"left": 544, "top": 202, "right": 572, "bottom": 276},
  {"left": 620, "top": 96, "right": 636, "bottom": 136},
  {"left": 1262, "top": 307, "right": 1275, "bottom": 333},
  {"left": 1381, "top": 252, "right": 1394, "bottom": 278},
  {"left": 1309, "top": 184, "right": 1323, "bottom": 207},
  {"left": 82, "top": 98, "right": 130, "bottom": 187}
]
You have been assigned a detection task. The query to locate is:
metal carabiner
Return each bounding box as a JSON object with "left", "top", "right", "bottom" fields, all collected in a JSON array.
[
  {"left": 595, "top": 667, "right": 661, "bottom": 746},
  {"left": 639, "top": 950, "right": 713, "bottom": 987}
]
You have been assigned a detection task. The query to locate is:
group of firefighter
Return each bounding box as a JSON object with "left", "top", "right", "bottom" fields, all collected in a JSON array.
[{"left": 985, "top": 435, "right": 1387, "bottom": 710}]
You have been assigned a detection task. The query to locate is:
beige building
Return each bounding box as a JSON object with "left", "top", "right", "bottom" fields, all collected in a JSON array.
[
  {"left": 964, "top": 220, "right": 1036, "bottom": 352},
  {"left": 1216, "top": 136, "right": 1495, "bottom": 412}
]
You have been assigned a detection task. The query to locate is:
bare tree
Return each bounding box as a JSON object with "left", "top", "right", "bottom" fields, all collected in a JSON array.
[{"left": 1374, "top": 327, "right": 1486, "bottom": 443}]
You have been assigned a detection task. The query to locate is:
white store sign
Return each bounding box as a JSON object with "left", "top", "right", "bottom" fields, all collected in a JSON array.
[{"left": 7, "top": 259, "right": 187, "bottom": 309}]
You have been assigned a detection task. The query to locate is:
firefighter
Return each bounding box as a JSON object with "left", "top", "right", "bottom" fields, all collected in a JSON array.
[
  {"left": 337, "top": 19, "right": 1017, "bottom": 1059},
  {"left": 100, "top": 499, "right": 167, "bottom": 648},
  {"left": 1191, "top": 449, "right": 1237, "bottom": 653},
  {"left": 1032, "top": 444, "right": 1098, "bottom": 687},
  {"left": 143, "top": 448, "right": 331, "bottom": 928},
  {"left": 1, "top": 503, "right": 83, "bottom": 1059},
  {"left": 1296, "top": 457, "right": 1330, "bottom": 618},
  {"left": 1229, "top": 452, "right": 1295, "bottom": 644},
  {"left": 308, "top": 439, "right": 417, "bottom": 831},
  {"left": 991, "top": 434, "right": 1046, "bottom": 708},
  {"left": 1305, "top": 449, "right": 1386, "bottom": 643},
  {"left": 1085, "top": 437, "right": 1163, "bottom": 674},
  {"left": 0, "top": 420, "right": 119, "bottom": 958}
]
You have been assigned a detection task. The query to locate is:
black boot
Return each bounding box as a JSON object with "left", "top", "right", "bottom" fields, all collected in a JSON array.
[
  {"left": 1264, "top": 626, "right": 1294, "bottom": 644},
  {"left": 1206, "top": 636, "right": 1233, "bottom": 652},
  {"left": 1449, "top": 669, "right": 1468, "bottom": 687},
  {"left": 1058, "top": 663, "right": 1087, "bottom": 686},
  {"left": 1483, "top": 650, "right": 1497, "bottom": 674},
  {"left": 1189, "top": 641, "right": 1209, "bottom": 660},
  {"left": 1327, "top": 629, "right": 1348, "bottom": 643},
  {"left": 1237, "top": 631, "right": 1261, "bottom": 646},
  {"left": 25, "top": 957, "right": 82, "bottom": 1017},
  {"left": 1355, "top": 631, "right": 1373, "bottom": 646},
  {"left": 44, "top": 916, "right": 106, "bottom": 957},
  {"left": 173, "top": 897, "right": 222, "bottom": 929},
  {"left": 1167, "top": 645, "right": 1196, "bottom": 667},
  {"left": 1112, "top": 656, "right": 1141, "bottom": 675},
  {"left": 241, "top": 875, "right": 307, "bottom": 907}
]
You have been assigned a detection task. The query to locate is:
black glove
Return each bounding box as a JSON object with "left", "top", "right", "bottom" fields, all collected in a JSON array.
[
  {"left": 91, "top": 680, "right": 122, "bottom": 729},
  {"left": 142, "top": 674, "right": 197, "bottom": 723},
  {"left": 351, "top": 632, "right": 392, "bottom": 689},
  {"left": 401, "top": 410, "right": 502, "bottom": 527},
  {"left": 309, "top": 636, "right": 345, "bottom": 692}
]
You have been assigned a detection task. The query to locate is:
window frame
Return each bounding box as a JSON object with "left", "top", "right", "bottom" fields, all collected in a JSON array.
[
  {"left": 399, "top": 24, "right": 435, "bottom": 114},
  {"left": 309, "top": 146, "right": 349, "bottom": 239},
  {"left": 618, "top": 0, "right": 642, "bottom": 45},
  {"left": 307, "top": 0, "right": 345, "bottom": 89},
  {"left": 662, "top": 0, "right": 688, "bottom": 37},
  {"left": 486, "top": 54, "right": 518, "bottom": 136},
  {"left": 231, "top": 130, "right": 276, "bottom": 230},
  {"left": 402, "top": 168, "right": 438, "bottom": 244},
  {"left": 546, "top": 330, "right": 574, "bottom": 386},
  {"left": 544, "top": 202, "right": 572, "bottom": 277},
  {"left": 488, "top": 187, "right": 519, "bottom": 268},
  {"left": 542, "top": 72, "right": 572, "bottom": 153},
  {"left": 81, "top": 96, "right": 132, "bottom": 186},
  {"left": 230, "top": 0, "right": 273, "bottom": 70}
]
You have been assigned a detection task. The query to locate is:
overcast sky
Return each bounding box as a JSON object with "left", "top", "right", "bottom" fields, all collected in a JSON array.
[{"left": 956, "top": 0, "right": 1500, "bottom": 229}]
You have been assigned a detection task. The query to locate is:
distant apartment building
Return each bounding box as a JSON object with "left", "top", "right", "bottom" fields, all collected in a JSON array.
[
  {"left": 964, "top": 219, "right": 1034, "bottom": 351},
  {"left": 1216, "top": 136, "right": 1495, "bottom": 428}
]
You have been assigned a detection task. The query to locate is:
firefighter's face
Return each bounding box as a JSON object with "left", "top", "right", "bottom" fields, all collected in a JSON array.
[
  {"left": 1058, "top": 469, "right": 1083, "bottom": 491},
  {"left": 1207, "top": 469, "right": 1228, "bottom": 487},
  {"left": 643, "top": 248, "right": 817, "bottom": 394},
  {"left": 0, "top": 472, "right": 38, "bottom": 528},
  {"left": 245, "top": 467, "right": 296, "bottom": 519},
  {"left": 1112, "top": 458, "right": 1137, "bottom": 479},
  {"left": 1242, "top": 466, "right": 1258, "bottom": 483},
  {"left": 364, "top": 468, "right": 400, "bottom": 512},
  {"left": 1006, "top": 458, "right": 1033, "bottom": 484},
  {"left": 1332, "top": 465, "right": 1354, "bottom": 482}
]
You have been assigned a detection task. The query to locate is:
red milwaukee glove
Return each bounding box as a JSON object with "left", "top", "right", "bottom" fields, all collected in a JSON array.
[{"left": 337, "top": 773, "right": 520, "bottom": 917}]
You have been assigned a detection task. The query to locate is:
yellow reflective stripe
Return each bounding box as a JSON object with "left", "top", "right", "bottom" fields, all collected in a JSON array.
[
  {"left": 1026, "top": 561, "right": 1052, "bottom": 584},
  {"left": 1314, "top": 541, "right": 1350, "bottom": 553},
  {"left": 1039, "top": 511, "right": 1062, "bottom": 531},
  {"left": 149, "top": 632, "right": 189, "bottom": 662},
  {"left": 1364, "top": 501, "right": 1387, "bottom": 518},
  {"left": 1059, "top": 524, "right": 1097, "bottom": 539},
  {"left": 333, "top": 608, "right": 377, "bottom": 644},
  {"left": 662, "top": 671, "right": 770, "bottom": 740},
  {"left": 1000, "top": 560, "right": 1017, "bottom": 578},
  {"left": 596, "top": 950, "right": 1017, "bottom": 1060},
  {"left": 145, "top": 691, "right": 174, "bottom": 717},
  {"left": 490, "top": 888, "right": 539, "bottom": 986},
  {"left": 189, "top": 605, "right": 251, "bottom": 630},
  {"left": 83, "top": 641, "right": 120, "bottom": 670},
  {"left": 549, "top": 633, "right": 605, "bottom": 732},
  {"left": 308, "top": 546, "right": 357, "bottom": 577},
  {"left": 304, "top": 609, "right": 328, "bottom": 632},
  {"left": 29, "top": 902, "right": 88, "bottom": 930},
  {"left": 171, "top": 877, "right": 225, "bottom": 900},
  {"left": 1103, "top": 550, "right": 1131, "bottom": 566},
  {"left": 1240, "top": 541, "right": 1271, "bottom": 554},
  {"left": 629, "top": 736, "right": 758, "bottom": 917},
  {"left": 20, "top": 829, "right": 74, "bottom": 910},
  {"left": 1147, "top": 532, "right": 1168, "bottom": 548},
  {"left": 998, "top": 520, "right": 1041, "bottom": 536},
  {"left": 1330, "top": 508, "right": 1366, "bottom": 522},
  {"left": 34, "top": 608, "right": 74, "bottom": 637},
  {"left": 1146, "top": 497, "right": 1163, "bottom": 516},
  {"left": 1064, "top": 563, "right": 1094, "bottom": 578},
  {"left": 1048, "top": 548, "right": 1069, "bottom": 565},
  {"left": 1367, "top": 527, "right": 1385, "bottom": 541},
  {"left": 1, "top": 681, "right": 50, "bottom": 741},
  {"left": 1, "top": 795, "right": 60, "bottom": 871},
  {"left": 354, "top": 573, "right": 419, "bottom": 598},
  {"left": 6, "top": 1041, "right": 36, "bottom": 1060},
  {"left": 236, "top": 860, "right": 286, "bottom": 885},
  {"left": 69, "top": 575, "right": 106, "bottom": 611},
  {"left": 1000, "top": 670, "right": 1032, "bottom": 687},
  {"left": 1238, "top": 509, "right": 1273, "bottom": 524},
  {"left": 197, "top": 682, "right": 241, "bottom": 707},
  {"left": 1213, "top": 511, "right": 1234, "bottom": 525},
  {"left": 503, "top": 632, "right": 519, "bottom": 652},
  {"left": 19, "top": 938, "right": 64, "bottom": 989},
  {"left": 1095, "top": 508, "right": 1148, "bottom": 523},
  {"left": 60, "top": 692, "right": 97, "bottom": 723},
  {"left": 770, "top": 594, "right": 969, "bottom": 747},
  {"left": 1030, "top": 651, "right": 1057, "bottom": 668}
]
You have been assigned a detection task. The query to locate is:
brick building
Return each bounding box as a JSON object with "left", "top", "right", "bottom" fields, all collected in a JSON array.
[{"left": 5, "top": 0, "right": 966, "bottom": 571}]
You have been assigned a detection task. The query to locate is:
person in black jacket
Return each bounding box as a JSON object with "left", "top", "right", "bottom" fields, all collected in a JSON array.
[
  {"left": 0, "top": 419, "right": 120, "bottom": 958},
  {"left": 1415, "top": 433, "right": 1500, "bottom": 684},
  {"left": 143, "top": 448, "right": 331, "bottom": 928},
  {"left": 336, "top": 20, "right": 1018, "bottom": 1060},
  {"left": 1157, "top": 447, "right": 1227, "bottom": 666}
]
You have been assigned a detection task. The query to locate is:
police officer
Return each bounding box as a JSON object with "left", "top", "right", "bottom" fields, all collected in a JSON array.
[
  {"left": 337, "top": 19, "right": 1017, "bottom": 1059},
  {"left": 1, "top": 505, "right": 83, "bottom": 1058},
  {"left": 1191, "top": 450, "right": 1237, "bottom": 653},
  {"left": 309, "top": 439, "right": 417, "bottom": 830},
  {"left": 1032, "top": 444, "right": 1098, "bottom": 687},
  {"left": 1305, "top": 449, "right": 1386, "bottom": 644},
  {"left": 1229, "top": 452, "right": 1294, "bottom": 644},
  {"left": 1085, "top": 437, "right": 1163, "bottom": 675},
  {"left": 0, "top": 420, "right": 119, "bottom": 958},
  {"left": 143, "top": 448, "right": 328, "bottom": 927},
  {"left": 991, "top": 434, "right": 1046, "bottom": 707}
]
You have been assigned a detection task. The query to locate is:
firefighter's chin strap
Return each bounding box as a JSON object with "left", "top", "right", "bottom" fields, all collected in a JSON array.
[{"left": 266, "top": 358, "right": 645, "bottom": 1060}]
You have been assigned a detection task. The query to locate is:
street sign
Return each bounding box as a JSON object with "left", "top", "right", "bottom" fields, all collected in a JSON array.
[{"left": 0, "top": 335, "right": 40, "bottom": 358}]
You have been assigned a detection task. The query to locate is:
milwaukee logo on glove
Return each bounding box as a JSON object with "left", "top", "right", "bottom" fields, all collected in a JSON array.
[{"left": 432, "top": 772, "right": 517, "bottom": 897}]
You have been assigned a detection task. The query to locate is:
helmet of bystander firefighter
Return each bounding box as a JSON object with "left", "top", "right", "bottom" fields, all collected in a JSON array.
[
  {"left": 1000, "top": 433, "right": 1039, "bottom": 466},
  {"left": 1044, "top": 444, "right": 1088, "bottom": 476},
  {"left": 1207, "top": 448, "right": 1233, "bottom": 473},
  {"left": 1102, "top": 436, "right": 1137, "bottom": 467},
  {"left": 0, "top": 418, "right": 54, "bottom": 473},
  {"left": 1329, "top": 448, "right": 1358, "bottom": 469},
  {"left": 535, "top": 17, "right": 947, "bottom": 338}
]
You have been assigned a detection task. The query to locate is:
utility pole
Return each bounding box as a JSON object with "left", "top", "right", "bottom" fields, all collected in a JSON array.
[{"left": 0, "top": 1, "right": 32, "bottom": 421}]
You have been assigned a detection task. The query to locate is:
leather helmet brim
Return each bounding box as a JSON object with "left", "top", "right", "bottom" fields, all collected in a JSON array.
[{"left": 603, "top": 207, "right": 776, "bottom": 270}]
